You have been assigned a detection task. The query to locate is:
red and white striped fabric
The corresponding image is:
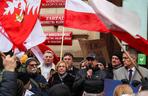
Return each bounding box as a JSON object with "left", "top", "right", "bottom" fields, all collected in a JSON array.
[
  {"left": 64, "top": 0, "right": 109, "bottom": 32},
  {"left": 90, "top": 0, "right": 148, "bottom": 55}
]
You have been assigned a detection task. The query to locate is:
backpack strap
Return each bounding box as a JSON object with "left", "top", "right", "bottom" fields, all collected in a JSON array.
[{"left": 30, "top": 78, "right": 40, "bottom": 88}]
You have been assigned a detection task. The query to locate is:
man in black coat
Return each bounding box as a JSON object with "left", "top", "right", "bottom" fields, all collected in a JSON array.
[{"left": 73, "top": 53, "right": 107, "bottom": 96}]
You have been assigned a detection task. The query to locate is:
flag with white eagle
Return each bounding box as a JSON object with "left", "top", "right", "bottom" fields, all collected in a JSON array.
[{"left": 0, "top": 0, "right": 46, "bottom": 51}]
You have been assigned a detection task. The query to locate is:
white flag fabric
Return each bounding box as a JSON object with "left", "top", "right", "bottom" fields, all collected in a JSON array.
[
  {"left": 0, "top": 26, "right": 13, "bottom": 52},
  {"left": 89, "top": 0, "right": 141, "bottom": 36},
  {"left": 24, "top": 19, "right": 46, "bottom": 49},
  {"left": 89, "top": 0, "right": 148, "bottom": 55}
]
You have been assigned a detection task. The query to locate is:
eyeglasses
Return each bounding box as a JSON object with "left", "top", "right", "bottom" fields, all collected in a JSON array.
[{"left": 29, "top": 64, "right": 38, "bottom": 67}]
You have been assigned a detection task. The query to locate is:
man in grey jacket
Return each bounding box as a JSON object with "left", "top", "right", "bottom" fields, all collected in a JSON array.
[
  {"left": 0, "top": 54, "right": 17, "bottom": 96},
  {"left": 114, "top": 48, "right": 148, "bottom": 82}
]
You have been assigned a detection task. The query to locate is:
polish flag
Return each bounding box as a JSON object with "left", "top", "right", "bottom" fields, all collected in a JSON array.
[
  {"left": 90, "top": 0, "right": 148, "bottom": 55},
  {"left": 64, "top": 0, "right": 109, "bottom": 32}
]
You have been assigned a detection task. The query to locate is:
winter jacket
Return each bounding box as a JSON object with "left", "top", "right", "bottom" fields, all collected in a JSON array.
[
  {"left": 48, "top": 72, "right": 75, "bottom": 92},
  {"left": 0, "top": 71, "right": 17, "bottom": 96},
  {"left": 73, "top": 67, "right": 107, "bottom": 94}
]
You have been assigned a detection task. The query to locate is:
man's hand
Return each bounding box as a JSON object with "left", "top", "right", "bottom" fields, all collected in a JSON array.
[
  {"left": 3, "top": 55, "right": 17, "bottom": 72},
  {"left": 87, "top": 69, "right": 93, "bottom": 78}
]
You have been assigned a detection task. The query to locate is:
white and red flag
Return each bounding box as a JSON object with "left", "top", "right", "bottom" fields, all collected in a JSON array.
[
  {"left": 0, "top": 0, "right": 46, "bottom": 51},
  {"left": 64, "top": 0, "right": 148, "bottom": 55},
  {"left": 64, "top": 0, "right": 109, "bottom": 32},
  {"left": 89, "top": 0, "right": 148, "bottom": 55}
]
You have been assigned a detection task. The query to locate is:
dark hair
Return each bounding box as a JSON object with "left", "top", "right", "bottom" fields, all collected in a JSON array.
[
  {"left": 127, "top": 48, "right": 138, "bottom": 59},
  {"left": 63, "top": 52, "right": 74, "bottom": 59},
  {"left": 112, "top": 50, "right": 123, "bottom": 63}
]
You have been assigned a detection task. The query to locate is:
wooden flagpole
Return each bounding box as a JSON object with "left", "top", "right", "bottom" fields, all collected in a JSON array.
[
  {"left": 60, "top": 27, "right": 65, "bottom": 61},
  {"left": 114, "top": 36, "right": 144, "bottom": 79}
]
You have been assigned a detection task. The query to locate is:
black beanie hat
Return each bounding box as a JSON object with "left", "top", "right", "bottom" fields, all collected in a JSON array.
[
  {"left": 112, "top": 50, "right": 123, "bottom": 62},
  {"left": 97, "top": 57, "right": 106, "bottom": 66}
]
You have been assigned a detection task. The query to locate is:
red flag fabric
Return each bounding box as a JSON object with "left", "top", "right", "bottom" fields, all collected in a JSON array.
[
  {"left": 64, "top": 0, "right": 109, "bottom": 32},
  {"left": 0, "top": 0, "right": 41, "bottom": 50},
  {"left": 112, "top": 30, "right": 148, "bottom": 55},
  {"left": 90, "top": 0, "right": 148, "bottom": 55}
]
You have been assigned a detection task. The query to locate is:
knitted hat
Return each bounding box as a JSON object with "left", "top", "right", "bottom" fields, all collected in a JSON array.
[
  {"left": 112, "top": 50, "right": 123, "bottom": 62},
  {"left": 25, "top": 58, "right": 39, "bottom": 66},
  {"left": 97, "top": 57, "right": 106, "bottom": 66}
]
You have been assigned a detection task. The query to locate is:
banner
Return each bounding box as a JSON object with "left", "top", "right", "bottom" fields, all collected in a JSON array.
[
  {"left": 41, "top": 0, "right": 65, "bottom": 8},
  {"left": 44, "top": 32, "right": 72, "bottom": 45},
  {"left": 39, "top": 14, "right": 64, "bottom": 26}
]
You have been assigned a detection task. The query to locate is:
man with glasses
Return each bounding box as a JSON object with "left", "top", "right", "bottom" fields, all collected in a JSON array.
[
  {"left": 114, "top": 48, "right": 148, "bottom": 82},
  {"left": 21, "top": 58, "right": 48, "bottom": 96}
]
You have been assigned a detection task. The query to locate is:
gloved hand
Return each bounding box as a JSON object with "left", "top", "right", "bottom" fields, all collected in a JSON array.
[
  {"left": 141, "top": 77, "right": 148, "bottom": 91},
  {"left": 121, "top": 79, "right": 129, "bottom": 84},
  {"left": 131, "top": 80, "right": 141, "bottom": 87}
]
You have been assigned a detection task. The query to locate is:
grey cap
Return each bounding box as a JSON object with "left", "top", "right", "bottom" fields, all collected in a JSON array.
[{"left": 86, "top": 53, "right": 96, "bottom": 60}]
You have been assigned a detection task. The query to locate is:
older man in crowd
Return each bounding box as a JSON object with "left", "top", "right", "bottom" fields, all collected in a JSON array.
[{"left": 40, "top": 50, "right": 55, "bottom": 81}]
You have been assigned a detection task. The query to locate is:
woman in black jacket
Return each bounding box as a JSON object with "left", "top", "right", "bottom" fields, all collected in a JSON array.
[{"left": 48, "top": 61, "right": 75, "bottom": 93}]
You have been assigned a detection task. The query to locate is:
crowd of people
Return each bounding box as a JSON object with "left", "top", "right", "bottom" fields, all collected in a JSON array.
[{"left": 0, "top": 47, "right": 148, "bottom": 96}]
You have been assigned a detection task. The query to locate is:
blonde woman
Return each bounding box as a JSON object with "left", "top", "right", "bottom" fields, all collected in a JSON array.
[
  {"left": 48, "top": 61, "right": 75, "bottom": 92},
  {"left": 113, "top": 84, "right": 134, "bottom": 96}
]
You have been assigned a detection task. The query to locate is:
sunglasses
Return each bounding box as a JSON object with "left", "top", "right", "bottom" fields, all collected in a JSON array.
[{"left": 29, "top": 64, "right": 39, "bottom": 67}]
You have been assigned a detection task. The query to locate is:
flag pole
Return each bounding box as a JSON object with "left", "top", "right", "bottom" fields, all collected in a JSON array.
[
  {"left": 114, "top": 36, "right": 144, "bottom": 79},
  {"left": 60, "top": 27, "right": 65, "bottom": 61}
]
